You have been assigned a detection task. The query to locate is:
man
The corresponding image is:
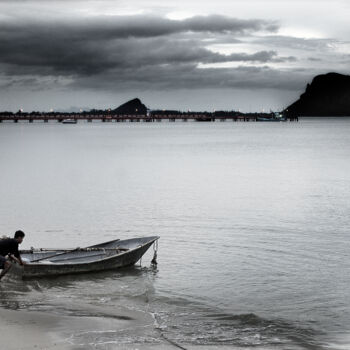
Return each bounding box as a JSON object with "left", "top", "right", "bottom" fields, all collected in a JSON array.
[{"left": 0, "top": 230, "right": 25, "bottom": 281}]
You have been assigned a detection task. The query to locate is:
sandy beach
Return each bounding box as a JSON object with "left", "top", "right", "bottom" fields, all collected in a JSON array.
[
  {"left": 0, "top": 306, "right": 274, "bottom": 350},
  {"left": 0, "top": 306, "right": 164, "bottom": 349},
  {"left": 0, "top": 298, "right": 158, "bottom": 350},
  {"left": 0, "top": 308, "right": 72, "bottom": 350}
]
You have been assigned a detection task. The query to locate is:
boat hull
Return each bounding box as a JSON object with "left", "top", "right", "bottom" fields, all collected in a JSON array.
[
  {"left": 14, "top": 236, "right": 158, "bottom": 279},
  {"left": 62, "top": 119, "right": 77, "bottom": 124},
  {"left": 257, "top": 118, "right": 283, "bottom": 122}
]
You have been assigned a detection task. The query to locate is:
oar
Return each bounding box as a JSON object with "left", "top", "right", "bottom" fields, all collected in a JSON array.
[
  {"left": 32, "top": 247, "right": 125, "bottom": 252},
  {"left": 31, "top": 247, "right": 83, "bottom": 263},
  {"left": 31, "top": 239, "right": 121, "bottom": 263}
]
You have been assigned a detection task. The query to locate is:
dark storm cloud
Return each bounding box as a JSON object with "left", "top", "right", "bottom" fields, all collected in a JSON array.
[
  {"left": 0, "top": 14, "right": 277, "bottom": 41},
  {"left": 0, "top": 15, "right": 283, "bottom": 76},
  {"left": 0, "top": 13, "right": 305, "bottom": 93},
  {"left": 0, "top": 33, "right": 293, "bottom": 78}
]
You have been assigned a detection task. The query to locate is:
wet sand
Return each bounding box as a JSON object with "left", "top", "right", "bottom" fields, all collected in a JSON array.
[
  {"left": 0, "top": 305, "right": 199, "bottom": 350},
  {"left": 0, "top": 305, "right": 156, "bottom": 349},
  {"left": 0, "top": 307, "right": 277, "bottom": 350},
  {"left": 0, "top": 308, "right": 71, "bottom": 349}
]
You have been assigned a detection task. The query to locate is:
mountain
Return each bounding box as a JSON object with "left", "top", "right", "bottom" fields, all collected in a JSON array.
[
  {"left": 113, "top": 98, "right": 147, "bottom": 115},
  {"left": 285, "top": 73, "right": 350, "bottom": 117}
]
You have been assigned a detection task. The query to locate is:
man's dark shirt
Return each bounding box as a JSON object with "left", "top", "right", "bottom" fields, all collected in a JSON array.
[{"left": 0, "top": 238, "right": 20, "bottom": 259}]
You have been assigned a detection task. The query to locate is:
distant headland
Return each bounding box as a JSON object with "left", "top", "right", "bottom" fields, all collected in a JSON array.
[{"left": 285, "top": 72, "right": 350, "bottom": 117}]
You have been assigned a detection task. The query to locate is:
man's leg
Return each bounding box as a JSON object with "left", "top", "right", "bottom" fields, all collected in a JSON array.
[{"left": 0, "top": 261, "right": 12, "bottom": 280}]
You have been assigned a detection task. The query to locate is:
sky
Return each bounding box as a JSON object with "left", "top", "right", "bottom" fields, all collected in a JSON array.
[{"left": 0, "top": 0, "right": 349, "bottom": 112}]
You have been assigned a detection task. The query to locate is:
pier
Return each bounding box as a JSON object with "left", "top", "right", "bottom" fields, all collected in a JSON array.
[{"left": 0, "top": 113, "right": 299, "bottom": 123}]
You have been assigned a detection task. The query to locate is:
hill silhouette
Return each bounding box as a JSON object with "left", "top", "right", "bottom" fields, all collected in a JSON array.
[
  {"left": 285, "top": 73, "right": 350, "bottom": 117},
  {"left": 113, "top": 98, "right": 147, "bottom": 115}
]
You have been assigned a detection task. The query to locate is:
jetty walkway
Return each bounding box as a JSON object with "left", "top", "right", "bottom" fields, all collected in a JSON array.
[{"left": 0, "top": 114, "right": 299, "bottom": 123}]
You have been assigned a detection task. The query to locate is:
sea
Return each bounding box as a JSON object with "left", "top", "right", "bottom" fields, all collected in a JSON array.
[{"left": 0, "top": 118, "right": 350, "bottom": 349}]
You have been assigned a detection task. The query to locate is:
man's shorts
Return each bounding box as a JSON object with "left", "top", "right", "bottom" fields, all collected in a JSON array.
[{"left": 0, "top": 255, "right": 7, "bottom": 269}]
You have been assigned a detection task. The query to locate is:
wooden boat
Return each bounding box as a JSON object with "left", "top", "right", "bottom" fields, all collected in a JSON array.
[
  {"left": 62, "top": 118, "right": 77, "bottom": 124},
  {"left": 257, "top": 112, "right": 286, "bottom": 122},
  {"left": 256, "top": 117, "right": 281, "bottom": 122},
  {"left": 12, "top": 236, "right": 159, "bottom": 279}
]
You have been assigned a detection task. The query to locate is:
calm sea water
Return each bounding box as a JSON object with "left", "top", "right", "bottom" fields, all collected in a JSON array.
[{"left": 1, "top": 118, "right": 350, "bottom": 349}]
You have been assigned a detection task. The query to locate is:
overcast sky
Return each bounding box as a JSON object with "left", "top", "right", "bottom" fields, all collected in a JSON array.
[{"left": 0, "top": 0, "right": 349, "bottom": 112}]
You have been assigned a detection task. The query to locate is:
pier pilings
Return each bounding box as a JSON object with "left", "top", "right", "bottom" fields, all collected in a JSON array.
[{"left": 0, "top": 114, "right": 299, "bottom": 123}]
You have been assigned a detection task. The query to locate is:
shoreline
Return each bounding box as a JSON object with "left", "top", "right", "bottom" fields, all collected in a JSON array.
[
  {"left": 0, "top": 303, "right": 188, "bottom": 350},
  {"left": 0, "top": 303, "right": 158, "bottom": 349},
  {"left": 0, "top": 307, "right": 288, "bottom": 350}
]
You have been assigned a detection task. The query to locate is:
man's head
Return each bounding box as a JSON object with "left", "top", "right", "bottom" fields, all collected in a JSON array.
[{"left": 14, "top": 230, "right": 25, "bottom": 244}]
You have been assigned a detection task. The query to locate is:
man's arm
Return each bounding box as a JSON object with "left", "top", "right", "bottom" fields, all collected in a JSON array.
[
  {"left": 9, "top": 254, "right": 20, "bottom": 264},
  {"left": 9, "top": 254, "right": 24, "bottom": 265},
  {"left": 11, "top": 241, "right": 25, "bottom": 265}
]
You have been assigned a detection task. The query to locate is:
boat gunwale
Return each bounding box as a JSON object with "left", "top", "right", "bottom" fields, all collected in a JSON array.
[{"left": 21, "top": 236, "right": 159, "bottom": 267}]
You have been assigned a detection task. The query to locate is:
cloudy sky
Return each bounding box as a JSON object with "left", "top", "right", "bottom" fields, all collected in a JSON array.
[{"left": 0, "top": 0, "right": 349, "bottom": 112}]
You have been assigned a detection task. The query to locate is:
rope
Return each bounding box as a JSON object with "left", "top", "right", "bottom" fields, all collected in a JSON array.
[
  {"left": 151, "top": 240, "right": 158, "bottom": 265},
  {"left": 159, "top": 333, "right": 188, "bottom": 350},
  {"left": 152, "top": 313, "right": 187, "bottom": 350}
]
